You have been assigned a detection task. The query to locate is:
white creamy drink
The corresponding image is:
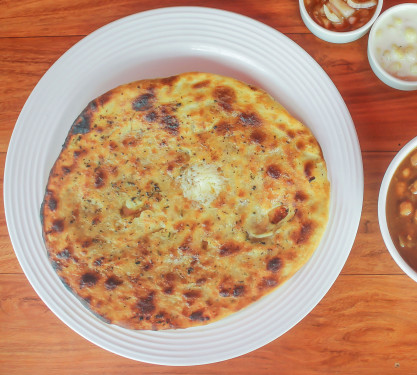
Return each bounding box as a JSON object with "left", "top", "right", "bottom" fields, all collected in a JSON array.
[{"left": 373, "top": 7, "right": 417, "bottom": 81}]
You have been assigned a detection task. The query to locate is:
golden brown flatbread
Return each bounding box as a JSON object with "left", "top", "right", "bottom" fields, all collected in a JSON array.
[{"left": 41, "top": 72, "right": 330, "bottom": 330}]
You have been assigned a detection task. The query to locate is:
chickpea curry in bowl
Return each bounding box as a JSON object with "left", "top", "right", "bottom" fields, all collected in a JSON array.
[
  {"left": 379, "top": 137, "right": 417, "bottom": 282},
  {"left": 387, "top": 150, "right": 417, "bottom": 269}
]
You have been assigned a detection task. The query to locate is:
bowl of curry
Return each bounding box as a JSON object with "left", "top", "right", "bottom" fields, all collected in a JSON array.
[
  {"left": 299, "top": 0, "right": 383, "bottom": 43},
  {"left": 379, "top": 136, "right": 417, "bottom": 282}
]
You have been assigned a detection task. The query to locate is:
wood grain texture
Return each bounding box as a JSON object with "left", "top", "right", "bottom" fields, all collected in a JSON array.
[
  {"left": 0, "top": 37, "right": 82, "bottom": 153},
  {"left": 0, "top": 0, "right": 302, "bottom": 38},
  {"left": 0, "top": 0, "right": 405, "bottom": 38},
  {"left": 2, "top": 0, "right": 417, "bottom": 373},
  {"left": 342, "top": 152, "right": 398, "bottom": 275},
  {"left": 0, "top": 154, "right": 21, "bottom": 274}
]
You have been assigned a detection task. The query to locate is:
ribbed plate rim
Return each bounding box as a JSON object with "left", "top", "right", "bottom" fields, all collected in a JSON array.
[{"left": 3, "top": 6, "right": 363, "bottom": 366}]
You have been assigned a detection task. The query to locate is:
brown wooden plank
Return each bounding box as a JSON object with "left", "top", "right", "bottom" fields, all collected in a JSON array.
[
  {"left": 0, "top": 0, "right": 302, "bottom": 38},
  {"left": 278, "top": 273, "right": 417, "bottom": 374},
  {"left": 1, "top": 273, "right": 417, "bottom": 374},
  {"left": 0, "top": 0, "right": 404, "bottom": 38},
  {"left": 342, "top": 151, "right": 399, "bottom": 275},
  {"left": 0, "top": 152, "right": 22, "bottom": 274},
  {"left": 0, "top": 207, "right": 20, "bottom": 275},
  {"left": 0, "top": 36, "right": 83, "bottom": 153}
]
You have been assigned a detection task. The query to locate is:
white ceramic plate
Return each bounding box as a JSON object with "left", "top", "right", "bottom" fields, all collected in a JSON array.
[{"left": 4, "top": 6, "right": 363, "bottom": 366}]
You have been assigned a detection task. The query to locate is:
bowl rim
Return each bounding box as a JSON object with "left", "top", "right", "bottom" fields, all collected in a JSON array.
[
  {"left": 378, "top": 135, "right": 417, "bottom": 282},
  {"left": 368, "top": 3, "right": 417, "bottom": 89},
  {"left": 299, "top": 0, "right": 383, "bottom": 39}
]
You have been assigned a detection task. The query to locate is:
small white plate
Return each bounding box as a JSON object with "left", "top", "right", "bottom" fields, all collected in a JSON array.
[{"left": 4, "top": 6, "right": 363, "bottom": 366}]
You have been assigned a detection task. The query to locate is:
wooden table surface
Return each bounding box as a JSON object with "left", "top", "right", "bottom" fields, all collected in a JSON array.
[{"left": 2, "top": 0, "right": 417, "bottom": 374}]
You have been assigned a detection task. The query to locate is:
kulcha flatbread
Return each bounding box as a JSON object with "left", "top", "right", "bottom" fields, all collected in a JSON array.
[{"left": 41, "top": 72, "right": 330, "bottom": 330}]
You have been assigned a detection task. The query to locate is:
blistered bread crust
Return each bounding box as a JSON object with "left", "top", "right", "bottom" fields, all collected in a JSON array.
[{"left": 41, "top": 72, "right": 330, "bottom": 330}]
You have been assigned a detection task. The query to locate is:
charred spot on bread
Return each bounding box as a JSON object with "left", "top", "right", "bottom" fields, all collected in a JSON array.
[
  {"left": 80, "top": 272, "right": 99, "bottom": 288},
  {"left": 132, "top": 93, "right": 155, "bottom": 111}
]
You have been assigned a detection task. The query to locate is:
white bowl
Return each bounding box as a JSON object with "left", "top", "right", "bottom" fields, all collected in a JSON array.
[
  {"left": 368, "top": 3, "right": 417, "bottom": 91},
  {"left": 378, "top": 136, "right": 417, "bottom": 283},
  {"left": 299, "top": 0, "right": 383, "bottom": 43}
]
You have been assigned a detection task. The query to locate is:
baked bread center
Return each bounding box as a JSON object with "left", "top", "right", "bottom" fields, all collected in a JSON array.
[{"left": 180, "top": 163, "right": 225, "bottom": 206}]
